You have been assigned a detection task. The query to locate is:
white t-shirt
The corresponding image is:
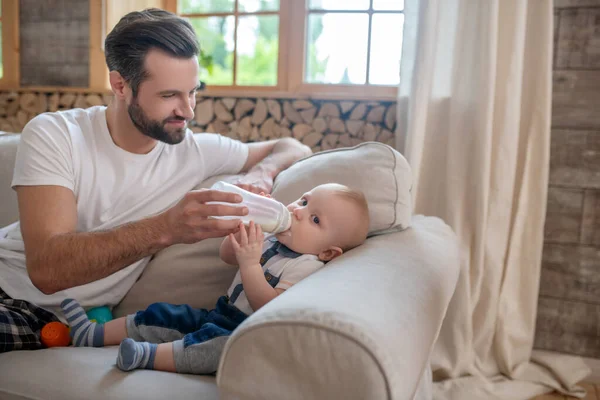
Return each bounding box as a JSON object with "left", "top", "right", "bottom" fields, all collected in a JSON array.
[
  {"left": 0, "top": 106, "right": 248, "bottom": 315},
  {"left": 227, "top": 237, "right": 324, "bottom": 315}
]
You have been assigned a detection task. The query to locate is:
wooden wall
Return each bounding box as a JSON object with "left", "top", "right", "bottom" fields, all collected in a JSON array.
[
  {"left": 19, "top": 0, "right": 89, "bottom": 87},
  {"left": 534, "top": 0, "right": 600, "bottom": 358}
]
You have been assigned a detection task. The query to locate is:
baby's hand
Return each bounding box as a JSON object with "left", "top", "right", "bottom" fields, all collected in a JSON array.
[
  {"left": 259, "top": 192, "right": 272, "bottom": 198},
  {"left": 230, "top": 221, "right": 264, "bottom": 268}
]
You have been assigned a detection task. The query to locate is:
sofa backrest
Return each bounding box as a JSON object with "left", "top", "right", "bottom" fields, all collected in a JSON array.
[{"left": 0, "top": 133, "right": 20, "bottom": 227}]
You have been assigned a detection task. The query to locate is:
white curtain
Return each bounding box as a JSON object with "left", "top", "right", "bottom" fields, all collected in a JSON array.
[{"left": 397, "top": 1, "right": 592, "bottom": 399}]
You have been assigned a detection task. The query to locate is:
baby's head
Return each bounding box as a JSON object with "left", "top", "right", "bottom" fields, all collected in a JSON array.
[{"left": 275, "top": 183, "right": 370, "bottom": 262}]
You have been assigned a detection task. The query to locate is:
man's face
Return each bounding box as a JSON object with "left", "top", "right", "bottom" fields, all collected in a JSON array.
[{"left": 127, "top": 49, "right": 200, "bottom": 145}]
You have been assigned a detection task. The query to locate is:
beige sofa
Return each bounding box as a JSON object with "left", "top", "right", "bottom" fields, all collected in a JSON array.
[{"left": 0, "top": 132, "right": 460, "bottom": 400}]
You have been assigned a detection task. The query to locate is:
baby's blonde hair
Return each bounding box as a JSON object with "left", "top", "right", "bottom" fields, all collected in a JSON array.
[{"left": 328, "top": 184, "right": 370, "bottom": 251}]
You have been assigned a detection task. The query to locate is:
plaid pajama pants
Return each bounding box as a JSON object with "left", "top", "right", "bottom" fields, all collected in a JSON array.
[{"left": 0, "top": 287, "right": 60, "bottom": 352}]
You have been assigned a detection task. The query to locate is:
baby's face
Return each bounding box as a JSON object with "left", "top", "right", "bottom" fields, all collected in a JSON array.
[{"left": 275, "top": 185, "right": 358, "bottom": 257}]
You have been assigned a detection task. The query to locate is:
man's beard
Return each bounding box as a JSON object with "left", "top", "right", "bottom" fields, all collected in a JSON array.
[{"left": 127, "top": 98, "right": 187, "bottom": 145}]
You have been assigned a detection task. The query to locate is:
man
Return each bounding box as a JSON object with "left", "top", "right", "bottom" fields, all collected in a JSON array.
[{"left": 0, "top": 8, "right": 310, "bottom": 353}]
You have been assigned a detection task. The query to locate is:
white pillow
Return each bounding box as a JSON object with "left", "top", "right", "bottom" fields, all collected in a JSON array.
[{"left": 272, "top": 141, "right": 413, "bottom": 234}]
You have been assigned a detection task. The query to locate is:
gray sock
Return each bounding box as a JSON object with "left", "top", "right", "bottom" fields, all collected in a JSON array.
[
  {"left": 60, "top": 298, "right": 104, "bottom": 347},
  {"left": 173, "top": 336, "right": 229, "bottom": 374},
  {"left": 117, "top": 338, "right": 157, "bottom": 371}
]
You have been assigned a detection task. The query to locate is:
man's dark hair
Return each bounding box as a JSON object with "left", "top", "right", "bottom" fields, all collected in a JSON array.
[{"left": 104, "top": 8, "right": 199, "bottom": 96}]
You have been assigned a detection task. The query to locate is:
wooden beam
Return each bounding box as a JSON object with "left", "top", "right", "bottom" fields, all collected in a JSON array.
[
  {"left": 287, "top": 0, "right": 307, "bottom": 93},
  {"left": 89, "top": 0, "right": 109, "bottom": 91},
  {"left": 0, "top": 0, "right": 20, "bottom": 89},
  {"left": 162, "top": 0, "right": 177, "bottom": 13}
]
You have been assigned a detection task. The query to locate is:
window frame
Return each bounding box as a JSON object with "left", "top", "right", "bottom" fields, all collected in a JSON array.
[
  {"left": 0, "top": 0, "right": 400, "bottom": 100},
  {"left": 0, "top": 0, "right": 164, "bottom": 93},
  {"left": 0, "top": 0, "right": 20, "bottom": 90},
  {"left": 168, "top": 0, "right": 288, "bottom": 92},
  {"left": 165, "top": 0, "right": 400, "bottom": 100},
  {"left": 287, "top": 0, "right": 400, "bottom": 99}
]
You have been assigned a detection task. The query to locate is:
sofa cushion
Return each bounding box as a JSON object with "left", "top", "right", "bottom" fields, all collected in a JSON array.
[
  {"left": 0, "top": 347, "right": 218, "bottom": 400},
  {"left": 113, "top": 238, "right": 235, "bottom": 317},
  {"left": 272, "top": 141, "right": 413, "bottom": 234}
]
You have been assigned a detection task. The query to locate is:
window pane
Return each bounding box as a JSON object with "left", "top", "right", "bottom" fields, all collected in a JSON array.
[
  {"left": 179, "top": 0, "right": 234, "bottom": 14},
  {"left": 188, "top": 16, "right": 235, "bottom": 85},
  {"left": 306, "top": 13, "right": 368, "bottom": 84},
  {"left": 308, "top": 0, "right": 369, "bottom": 11},
  {"left": 369, "top": 14, "right": 403, "bottom": 85},
  {"left": 238, "top": 0, "right": 279, "bottom": 13},
  {"left": 236, "top": 15, "right": 279, "bottom": 85},
  {"left": 373, "top": 0, "right": 404, "bottom": 11}
]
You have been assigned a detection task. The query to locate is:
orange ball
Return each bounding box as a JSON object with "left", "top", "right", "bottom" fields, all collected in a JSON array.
[{"left": 41, "top": 322, "right": 71, "bottom": 348}]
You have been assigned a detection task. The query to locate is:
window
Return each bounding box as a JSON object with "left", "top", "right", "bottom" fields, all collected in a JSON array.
[
  {"left": 305, "top": 0, "right": 403, "bottom": 86},
  {"left": 177, "top": 0, "right": 281, "bottom": 87},
  {"left": 169, "top": 0, "right": 403, "bottom": 99}
]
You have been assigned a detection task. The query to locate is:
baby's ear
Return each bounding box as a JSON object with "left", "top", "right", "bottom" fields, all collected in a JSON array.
[{"left": 318, "top": 246, "right": 343, "bottom": 262}]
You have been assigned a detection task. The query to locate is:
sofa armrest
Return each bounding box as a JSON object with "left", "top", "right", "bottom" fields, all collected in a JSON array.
[{"left": 217, "top": 216, "right": 460, "bottom": 400}]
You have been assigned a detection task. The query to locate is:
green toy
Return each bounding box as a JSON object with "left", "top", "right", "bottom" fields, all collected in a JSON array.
[{"left": 86, "top": 306, "right": 113, "bottom": 324}]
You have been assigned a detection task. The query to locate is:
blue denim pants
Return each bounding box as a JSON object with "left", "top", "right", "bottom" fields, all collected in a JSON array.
[{"left": 125, "top": 296, "right": 248, "bottom": 374}]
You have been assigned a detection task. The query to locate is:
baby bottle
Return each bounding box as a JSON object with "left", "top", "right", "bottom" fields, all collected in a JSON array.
[{"left": 209, "top": 181, "right": 292, "bottom": 234}]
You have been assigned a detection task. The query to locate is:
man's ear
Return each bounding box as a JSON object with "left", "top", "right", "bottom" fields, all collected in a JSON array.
[
  {"left": 109, "top": 70, "right": 129, "bottom": 100},
  {"left": 318, "top": 246, "right": 343, "bottom": 262}
]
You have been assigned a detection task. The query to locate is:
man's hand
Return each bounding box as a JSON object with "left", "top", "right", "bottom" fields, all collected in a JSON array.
[
  {"left": 230, "top": 221, "right": 264, "bottom": 268},
  {"left": 159, "top": 189, "right": 250, "bottom": 245}
]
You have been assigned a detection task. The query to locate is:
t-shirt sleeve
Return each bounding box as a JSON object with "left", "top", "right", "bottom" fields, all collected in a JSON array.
[
  {"left": 11, "top": 113, "right": 74, "bottom": 191},
  {"left": 275, "top": 257, "right": 324, "bottom": 291},
  {"left": 194, "top": 133, "right": 249, "bottom": 178}
]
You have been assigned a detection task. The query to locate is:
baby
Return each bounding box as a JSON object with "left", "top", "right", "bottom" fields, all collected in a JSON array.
[{"left": 60, "top": 183, "right": 369, "bottom": 375}]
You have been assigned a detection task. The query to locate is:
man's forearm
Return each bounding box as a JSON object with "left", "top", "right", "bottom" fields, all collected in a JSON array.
[
  {"left": 28, "top": 215, "right": 170, "bottom": 294},
  {"left": 247, "top": 138, "right": 311, "bottom": 180}
]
